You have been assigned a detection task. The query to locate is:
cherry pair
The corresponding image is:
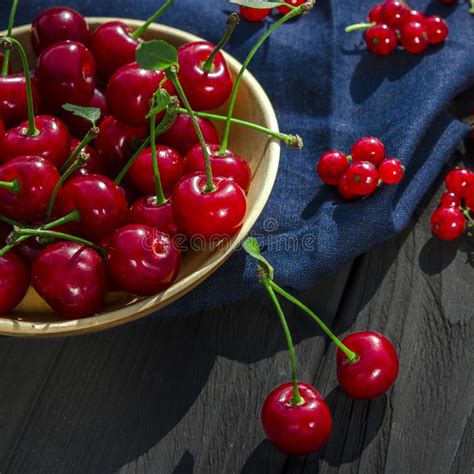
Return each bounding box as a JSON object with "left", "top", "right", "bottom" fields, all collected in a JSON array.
[
  {"left": 239, "top": 0, "right": 306, "bottom": 22},
  {"left": 317, "top": 137, "right": 404, "bottom": 200}
]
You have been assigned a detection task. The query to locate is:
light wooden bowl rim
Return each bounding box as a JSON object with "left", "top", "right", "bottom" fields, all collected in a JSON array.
[{"left": 0, "top": 18, "right": 280, "bottom": 337}]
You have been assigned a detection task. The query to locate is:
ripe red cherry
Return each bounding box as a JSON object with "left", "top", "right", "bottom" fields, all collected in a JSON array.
[
  {"left": 381, "top": 0, "right": 409, "bottom": 28},
  {"left": 445, "top": 168, "right": 474, "bottom": 198},
  {"left": 0, "top": 251, "right": 29, "bottom": 314},
  {"left": 56, "top": 174, "right": 128, "bottom": 241},
  {"left": 439, "top": 192, "right": 461, "bottom": 209},
  {"left": 317, "top": 150, "right": 350, "bottom": 186},
  {"left": 177, "top": 41, "right": 233, "bottom": 111},
  {"left": 0, "top": 119, "right": 4, "bottom": 138},
  {"left": 0, "top": 115, "right": 71, "bottom": 168},
  {"left": 90, "top": 21, "right": 141, "bottom": 82},
  {"left": 158, "top": 114, "right": 220, "bottom": 156},
  {"left": 0, "top": 221, "right": 10, "bottom": 244},
  {"left": 378, "top": 158, "right": 405, "bottom": 184},
  {"left": 172, "top": 173, "right": 247, "bottom": 240},
  {"left": 351, "top": 137, "right": 385, "bottom": 165},
  {"left": 368, "top": 3, "right": 384, "bottom": 22},
  {"left": 95, "top": 115, "right": 148, "bottom": 175},
  {"left": 0, "top": 155, "right": 60, "bottom": 222},
  {"left": 128, "top": 196, "right": 179, "bottom": 237},
  {"left": 106, "top": 224, "right": 181, "bottom": 296},
  {"left": 425, "top": 16, "right": 449, "bottom": 45},
  {"left": 106, "top": 62, "right": 174, "bottom": 128},
  {"left": 184, "top": 144, "right": 251, "bottom": 193},
  {"left": 60, "top": 88, "right": 108, "bottom": 139},
  {"left": 400, "top": 9, "right": 425, "bottom": 26},
  {"left": 400, "top": 21, "right": 429, "bottom": 54},
  {"left": 365, "top": 24, "right": 398, "bottom": 56},
  {"left": 16, "top": 226, "right": 48, "bottom": 263},
  {"left": 31, "top": 7, "right": 89, "bottom": 56},
  {"left": 239, "top": 6, "right": 272, "bottom": 22},
  {"left": 345, "top": 161, "right": 379, "bottom": 196},
  {"left": 32, "top": 241, "right": 107, "bottom": 319},
  {"left": 464, "top": 184, "right": 474, "bottom": 212},
  {"left": 128, "top": 145, "right": 184, "bottom": 194},
  {"left": 431, "top": 207, "right": 465, "bottom": 240},
  {"left": 0, "top": 74, "right": 40, "bottom": 129},
  {"left": 261, "top": 383, "right": 332, "bottom": 456},
  {"left": 338, "top": 173, "right": 359, "bottom": 201},
  {"left": 337, "top": 332, "right": 399, "bottom": 400},
  {"left": 36, "top": 41, "right": 96, "bottom": 113},
  {"left": 277, "top": 0, "right": 306, "bottom": 15},
  {"left": 67, "top": 138, "right": 105, "bottom": 179}
]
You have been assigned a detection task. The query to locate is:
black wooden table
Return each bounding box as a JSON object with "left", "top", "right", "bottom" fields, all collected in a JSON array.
[{"left": 0, "top": 154, "right": 472, "bottom": 474}]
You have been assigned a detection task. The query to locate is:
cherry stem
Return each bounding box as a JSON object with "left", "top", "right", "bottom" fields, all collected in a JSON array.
[
  {"left": 1, "top": 37, "right": 39, "bottom": 136},
  {"left": 344, "top": 22, "right": 375, "bottom": 33},
  {"left": 177, "top": 108, "right": 303, "bottom": 148},
  {"left": 150, "top": 106, "right": 167, "bottom": 206},
  {"left": 219, "top": 2, "right": 313, "bottom": 156},
  {"left": 0, "top": 179, "right": 20, "bottom": 194},
  {"left": 0, "top": 214, "right": 23, "bottom": 227},
  {"left": 114, "top": 98, "right": 179, "bottom": 185},
  {"left": 263, "top": 277, "right": 304, "bottom": 406},
  {"left": 60, "top": 126, "right": 99, "bottom": 173},
  {"left": 130, "top": 0, "right": 175, "bottom": 39},
  {"left": 166, "top": 67, "right": 216, "bottom": 192},
  {"left": 268, "top": 280, "right": 358, "bottom": 362},
  {"left": 1, "top": 0, "right": 19, "bottom": 76},
  {"left": 202, "top": 13, "right": 240, "bottom": 73}
]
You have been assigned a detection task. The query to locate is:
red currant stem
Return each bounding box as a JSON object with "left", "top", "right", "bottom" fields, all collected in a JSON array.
[
  {"left": 130, "top": 0, "right": 175, "bottom": 39},
  {"left": 0, "top": 179, "right": 20, "bottom": 194},
  {"left": 262, "top": 277, "right": 304, "bottom": 406},
  {"left": 219, "top": 2, "right": 313, "bottom": 156},
  {"left": 150, "top": 111, "right": 167, "bottom": 206},
  {"left": 202, "top": 13, "right": 240, "bottom": 73},
  {"left": 114, "top": 99, "right": 179, "bottom": 185},
  {"left": 177, "top": 108, "right": 304, "bottom": 148},
  {"left": 1, "top": 0, "right": 19, "bottom": 76},
  {"left": 0, "top": 210, "right": 80, "bottom": 257},
  {"left": 60, "top": 126, "right": 99, "bottom": 173},
  {"left": 15, "top": 227, "right": 106, "bottom": 258},
  {"left": 1, "top": 37, "right": 39, "bottom": 136},
  {"left": 166, "top": 67, "right": 216, "bottom": 193},
  {"left": 268, "top": 280, "right": 358, "bottom": 363},
  {"left": 461, "top": 207, "right": 474, "bottom": 225},
  {"left": 344, "top": 22, "right": 376, "bottom": 33}
]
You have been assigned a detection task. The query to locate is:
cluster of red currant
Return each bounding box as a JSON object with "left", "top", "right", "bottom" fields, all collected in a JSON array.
[
  {"left": 345, "top": 0, "right": 449, "bottom": 56},
  {"left": 238, "top": 0, "right": 305, "bottom": 22},
  {"left": 317, "top": 137, "right": 405, "bottom": 200},
  {"left": 431, "top": 167, "right": 474, "bottom": 240}
]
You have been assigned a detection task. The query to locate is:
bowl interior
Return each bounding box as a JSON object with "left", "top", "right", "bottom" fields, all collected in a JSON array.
[{"left": 0, "top": 19, "right": 280, "bottom": 336}]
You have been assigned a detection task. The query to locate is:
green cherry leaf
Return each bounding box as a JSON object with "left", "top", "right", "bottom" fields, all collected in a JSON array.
[
  {"left": 229, "top": 0, "right": 286, "bottom": 8},
  {"left": 136, "top": 40, "right": 178, "bottom": 71},
  {"left": 243, "top": 237, "right": 274, "bottom": 280},
  {"left": 146, "top": 88, "right": 172, "bottom": 118},
  {"left": 62, "top": 104, "right": 101, "bottom": 125}
]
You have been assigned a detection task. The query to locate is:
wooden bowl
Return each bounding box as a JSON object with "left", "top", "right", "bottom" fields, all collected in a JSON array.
[{"left": 0, "top": 18, "right": 280, "bottom": 337}]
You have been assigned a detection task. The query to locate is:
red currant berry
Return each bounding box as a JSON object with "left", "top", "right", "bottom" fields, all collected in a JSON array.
[
  {"left": 425, "top": 16, "right": 449, "bottom": 45},
  {"left": 400, "top": 21, "right": 429, "bottom": 54},
  {"left": 351, "top": 136, "right": 385, "bottom": 165},
  {"left": 368, "top": 3, "right": 384, "bottom": 23},
  {"left": 378, "top": 158, "right": 404, "bottom": 184},
  {"left": 400, "top": 9, "right": 425, "bottom": 26},
  {"left": 439, "top": 192, "right": 461, "bottom": 209},
  {"left": 239, "top": 6, "right": 272, "bottom": 22},
  {"left": 338, "top": 173, "right": 359, "bottom": 201},
  {"left": 345, "top": 161, "right": 380, "bottom": 196},
  {"left": 445, "top": 168, "right": 474, "bottom": 198},
  {"left": 431, "top": 207, "right": 465, "bottom": 240},
  {"left": 464, "top": 184, "right": 474, "bottom": 212},
  {"left": 317, "top": 150, "right": 350, "bottom": 186},
  {"left": 277, "top": 0, "right": 306, "bottom": 15},
  {"left": 365, "top": 24, "right": 398, "bottom": 56},
  {"left": 381, "top": 0, "right": 409, "bottom": 28}
]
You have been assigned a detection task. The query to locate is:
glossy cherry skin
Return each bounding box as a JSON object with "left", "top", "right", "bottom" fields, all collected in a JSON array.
[
  {"left": 128, "top": 196, "right": 179, "bottom": 237},
  {"left": 425, "top": 16, "right": 449, "bottom": 45},
  {"left": 90, "top": 21, "right": 141, "bottom": 82},
  {"left": 0, "top": 119, "right": 4, "bottom": 138},
  {"left": 0, "top": 115, "right": 71, "bottom": 168},
  {"left": 56, "top": 174, "right": 128, "bottom": 241},
  {"left": 337, "top": 332, "right": 399, "bottom": 400},
  {"left": 172, "top": 173, "right": 247, "bottom": 240},
  {"left": 351, "top": 137, "right": 385, "bottom": 166},
  {"left": 128, "top": 145, "right": 184, "bottom": 195},
  {"left": 31, "top": 7, "right": 89, "bottom": 56},
  {"left": 317, "top": 150, "right": 350, "bottom": 186},
  {"left": 61, "top": 88, "right": 108, "bottom": 139},
  {"left": 400, "top": 21, "right": 429, "bottom": 54},
  {"left": 0, "top": 251, "right": 29, "bottom": 314},
  {"left": 184, "top": 144, "right": 251, "bottom": 193},
  {"left": 158, "top": 114, "right": 220, "bottom": 156},
  {"left": 178, "top": 42, "right": 233, "bottom": 111},
  {"left": 0, "top": 74, "right": 40, "bottom": 129},
  {"left": 277, "top": 0, "right": 306, "bottom": 15},
  {"left": 0, "top": 156, "right": 60, "bottom": 222},
  {"left": 365, "top": 24, "right": 398, "bottom": 56},
  {"left": 445, "top": 168, "right": 474, "bottom": 198},
  {"left": 36, "top": 41, "right": 96, "bottom": 113},
  {"left": 16, "top": 225, "right": 48, "bottom": 263},
  {"left": 67, "top": 138, "right": 105, "bottom": 179},
  {"left": 32, "top": 241, "right": 107, "bottom": 319},
  {"left": 106, "top": 224, "right": 181, "bottom": 296},
  {"left": 95, "top": 115, "right": 148, "bottom": 176},
  {"left": 239, "top": 6, "right": 272, "bottom": 22},
  {"left": 106, "top": 62, "right": 175, "bottom": 127},
  {"left": 261, "top": 383, "right": 332, "bottom": 456}
]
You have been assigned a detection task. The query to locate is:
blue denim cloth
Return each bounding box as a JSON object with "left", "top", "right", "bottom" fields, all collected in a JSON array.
[{"left": 2, "top": 1, "right": 473, "bottom": 316}]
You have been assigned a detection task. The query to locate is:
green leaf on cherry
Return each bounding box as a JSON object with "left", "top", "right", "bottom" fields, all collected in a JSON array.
[
  {"left": 229, "top": 0, "right": 286, "bottom": 8},
  {"left": 62, "top": 104, "right": 101, "bottom": 125},
  {"left": 146, "top": 88, "right": 172, "bottom": 118},
  {"left": 136, "top": 40, "right": 178, "bottom": 72},
  {"left": 243, "top": 237, "right": 274, "bottom": 280}
]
